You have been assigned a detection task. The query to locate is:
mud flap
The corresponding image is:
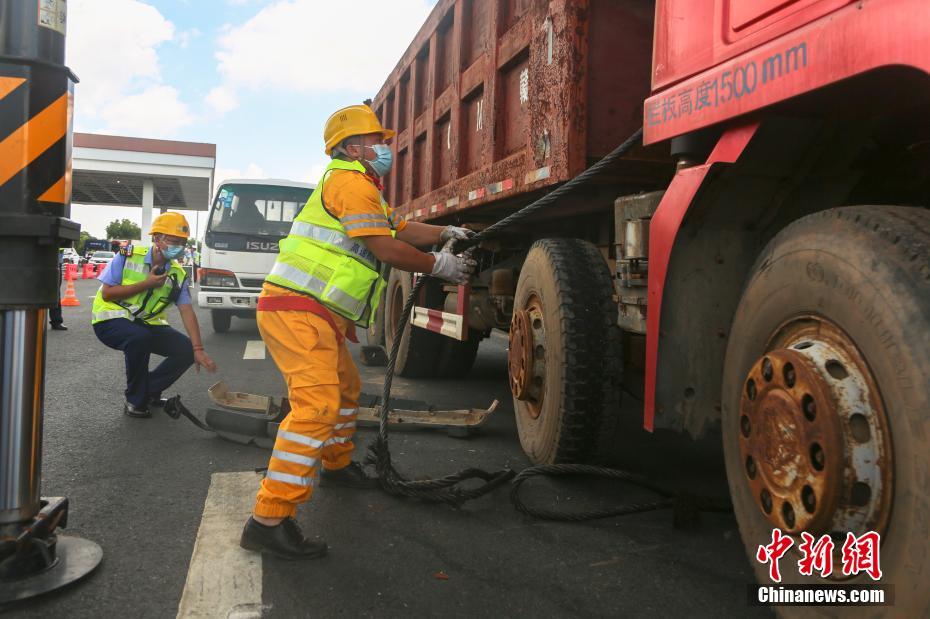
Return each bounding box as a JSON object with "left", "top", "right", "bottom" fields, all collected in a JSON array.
[{"left": 203, "top": 381, "right": 498, "bottom": 447}]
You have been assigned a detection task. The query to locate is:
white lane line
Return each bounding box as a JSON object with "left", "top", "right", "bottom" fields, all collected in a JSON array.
[
  {"left": 243, "top": 340, "right": 266, "bottom": 360},
  {"left": 177, "top": 472, "right": 265, "bottom": 619}
]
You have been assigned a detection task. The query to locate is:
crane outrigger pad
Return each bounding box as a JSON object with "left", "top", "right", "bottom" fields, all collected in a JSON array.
[{"left": 203, "top": 381, "right": 498, "bottom": 447}]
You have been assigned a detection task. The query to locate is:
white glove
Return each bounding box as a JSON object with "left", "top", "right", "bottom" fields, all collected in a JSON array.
[
  {"left": 430, "top": 251, "right": 476, "bottom": 284},
  {"left": 439, "top": 225, "right": 475, "bottom": 243}
]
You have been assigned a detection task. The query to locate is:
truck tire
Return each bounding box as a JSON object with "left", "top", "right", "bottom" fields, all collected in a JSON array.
[
  {"left": 721, "top": 206, "right": 930, "bottom": 615},
  {"left": 384, "top": 268, "right": 443, "bottom": 378},
  {"left": 436, "top": 330, "right": 482, "bottom": 378},
  {"left": 211, "top": 309, "right": 232, "bottom": 334},
  {"left": 511, "top": 238, "right": 622, "bottom": 465}
]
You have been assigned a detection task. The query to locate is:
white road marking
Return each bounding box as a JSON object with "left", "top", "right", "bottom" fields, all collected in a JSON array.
[
  {"left": 177, "top": 472, "right": 264, "bottom": 619},
  {"left": 243, "top": 340, "right": 266, "bottom": 360}
]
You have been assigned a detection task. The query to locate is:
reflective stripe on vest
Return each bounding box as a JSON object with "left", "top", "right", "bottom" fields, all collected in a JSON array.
[
  {"left": 91, "top": 245, "right": 187, "bottom": 326},
  {"left": 287, "top": 221, "right": 377, "bottom": 269},
  {"left": 268, "top": 261, "right": 367, "bottom": 318},
  {"left": 265, "top": 159, "right": 392, "bottom": 325}
]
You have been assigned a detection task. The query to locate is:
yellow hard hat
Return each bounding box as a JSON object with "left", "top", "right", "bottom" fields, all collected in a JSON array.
[
  {"left": 150, "top": 212, "right": 190, "bottom": 238},
  {"left": 323, "top": 104, "right": 396, "bottom": 155}
]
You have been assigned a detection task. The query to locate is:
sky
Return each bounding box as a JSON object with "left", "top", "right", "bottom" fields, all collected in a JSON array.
[{"left": 66, "top": 0, "right": 438, "bottom": 238}]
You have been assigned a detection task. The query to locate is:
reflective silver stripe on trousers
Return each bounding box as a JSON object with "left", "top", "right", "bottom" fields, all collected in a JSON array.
[
  {"left": 93, "top": 309, "right": 130, "bottom": 321},
  {"left": 271, "top": 450, "right": 318, "bottom": 467},
  {"left": 265, "top": 470, "right": 316, "bottom": 487},
  {"left": 270, "top": 262, "right": 366, "bottom": 317},
  {"left": 339, "top": 407, "right": 358, "bottom": 416},
  {"left": 278, "top": 430, "right": 323, "bottom": 449},
  {"left": 288, "top": 221, "right": 376, "bottom": 268},
  {"left": 344, "top": 220, "right": 390, "bottom": 232},
  {"left": 334, "top": 421, "right": 356, "bottom": 431},
  {"left": 324, "top": 436, "right": 351, "bottom": 446}
]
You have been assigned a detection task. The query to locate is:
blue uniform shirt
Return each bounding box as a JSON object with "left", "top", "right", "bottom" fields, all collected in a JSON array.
[{"left": 98, "top": 247, "right": 192, "bottom": 305}]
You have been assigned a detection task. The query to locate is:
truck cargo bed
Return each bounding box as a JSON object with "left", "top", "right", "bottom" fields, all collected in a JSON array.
[{"left": 372, "top": 0, "right": 666, "bottom": 224}]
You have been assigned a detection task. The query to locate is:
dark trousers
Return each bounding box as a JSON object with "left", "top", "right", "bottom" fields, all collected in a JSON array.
[
  {"left": 50, "top": 266, "right": 63, "bottom": 326},
  {"left": 93, "top": 319, "right": 194, "bottom": 408}
]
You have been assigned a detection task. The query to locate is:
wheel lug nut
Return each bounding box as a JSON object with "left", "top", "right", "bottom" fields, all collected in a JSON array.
[
  {"left": 762, "top": 358, "right": 773, "bottom": 381},
  {"left": 802, "top": 394, "right": 816, "bottom": 421},
  {"left": 760, "top": 489, "right": 773, "bottom": 514},
  {"left": 782, "top": 501, "right": 796, "bottom": 529},
  {"left": 783, "top": 363, "right": 796, "bottom": 388},
  {"left": 802, "top": 485, "right": 817, "bottom": 513},
  {"left": 745, "top": 456, "right": 756, "bottom": 479},
  {"left": 810, "top": 443, "right": 825, "bottom": 471}
]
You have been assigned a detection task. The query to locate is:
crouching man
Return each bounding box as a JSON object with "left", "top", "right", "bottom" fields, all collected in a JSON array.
[{"left": 92, "top": 212, "right": 217, "bottom": 417}]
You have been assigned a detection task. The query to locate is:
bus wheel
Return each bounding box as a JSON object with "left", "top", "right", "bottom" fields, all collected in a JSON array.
[
  {"left": 384, "top": 269, "right": 443, "bottom": 378},
  {"left": 511, "top": 239, "right": 621, "bottom": 464},
  {"left": 211, "top": 309, "right": 232, "bottom": 334},
  {"left": 722, "top": 206, "right": 929, "bottom": 613}
]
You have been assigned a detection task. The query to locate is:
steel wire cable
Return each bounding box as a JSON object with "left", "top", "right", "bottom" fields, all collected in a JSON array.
[{"left": 366, "top": 126, "right": 731, "bottom": 522}]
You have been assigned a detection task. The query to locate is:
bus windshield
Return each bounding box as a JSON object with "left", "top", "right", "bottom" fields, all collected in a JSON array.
[{"left": 208, "top": 183, "right": 313, "bottom": 237}]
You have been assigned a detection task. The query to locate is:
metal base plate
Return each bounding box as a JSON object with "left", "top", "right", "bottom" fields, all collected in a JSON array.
[{"left": 0, "top": 535, "right": 102, "bottom": 606}]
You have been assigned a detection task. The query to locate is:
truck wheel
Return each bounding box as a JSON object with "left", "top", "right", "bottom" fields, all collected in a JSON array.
[
  {"left": 384, "top": 268, "right": 443, "bottom": 378},
  {"left": 211, "top": 309, "right": 232, "bottom": 334},
  {"left": 511, "top": 238, "right": 622, "bottom": 464},
  {"left": 722, "top": 206, "right": 930, "bottom": 613},
  {"left": 436, "top": 330, "right": 482, "bottom": 378}
]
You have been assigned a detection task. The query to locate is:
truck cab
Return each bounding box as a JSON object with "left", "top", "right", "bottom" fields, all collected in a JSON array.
[{"left": 198, "top": 178, "right": 314, "bottom": 332}]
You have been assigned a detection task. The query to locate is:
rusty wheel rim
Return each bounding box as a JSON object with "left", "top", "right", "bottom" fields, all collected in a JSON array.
[
  {"left": 509, "top": 295, "right": 546, "bottom": 418},
  {"left": 738, "top": 316, "right": 893, "bottom": 540}
]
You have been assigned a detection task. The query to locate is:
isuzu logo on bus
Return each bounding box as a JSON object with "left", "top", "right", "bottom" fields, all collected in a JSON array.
[{"left": 245, "top": 240, "right": 279, "bottom": 252}]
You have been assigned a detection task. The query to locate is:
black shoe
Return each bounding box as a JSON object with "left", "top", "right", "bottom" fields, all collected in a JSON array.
[
  {"left": 148, "top": 397, "right": 169, "bottom": 416},
  {"left": 50, "top": 323, "right": 68, "bottom": 331},
  {"left": 239, "top": 517, "right": 327, "bottom": 560},
  {"left": 150, "top": 395, "right": 184, "bottom": 419},
  {"left": 123, "top": 401, "right": 151, "bottom": 418},
  {"left": 319, "top": 461, "right": 379, "bottom": 489}
]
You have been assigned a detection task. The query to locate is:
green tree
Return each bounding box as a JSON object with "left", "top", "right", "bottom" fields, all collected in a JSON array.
[
  {"left": 105, "top": 218, "right": 141, "bottom": 240},
  {"left": 76, "top": 230, "right": 97, "bottom": 253}
]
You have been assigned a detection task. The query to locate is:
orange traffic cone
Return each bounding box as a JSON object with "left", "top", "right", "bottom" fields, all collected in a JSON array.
[{"left": 61, "top": 277, "right": 80, "bottom": 307}]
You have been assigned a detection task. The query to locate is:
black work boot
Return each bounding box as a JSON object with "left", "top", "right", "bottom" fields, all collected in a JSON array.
[
  {"left": 147, "top": 397, "right": 168, "bottom": 416},
  {"left": 151, "top": 395, "right": 186, "bottom": 419},
  {"left": 319, "top": 461, "right": 379, "bottom": 489},
  {"left": 123, "top": 400, "right": 151, "bottom": 418},
  {"left": 239, "top": 518, "right": 327, "bottom": 560}
]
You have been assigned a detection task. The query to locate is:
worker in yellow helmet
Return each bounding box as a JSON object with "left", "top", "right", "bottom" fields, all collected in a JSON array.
[
  {"left": 92, "top": 212, "right": 217, "bottom": 418},
  {"left": 239, "top": 104, "right": 475, "bottom": 559}
]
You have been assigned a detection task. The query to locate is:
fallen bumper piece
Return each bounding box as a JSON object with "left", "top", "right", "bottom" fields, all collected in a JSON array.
[{"left": 203, "top": 381, "right": 498, "bottom": 448}]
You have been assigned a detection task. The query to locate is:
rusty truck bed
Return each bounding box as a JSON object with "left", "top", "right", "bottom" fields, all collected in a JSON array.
[{"left": 371, "top": 0, "right": 663, "bottom": 224}]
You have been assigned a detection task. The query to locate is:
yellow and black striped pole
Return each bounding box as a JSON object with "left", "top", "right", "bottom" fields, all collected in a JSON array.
[
  {"left": 0, "top": 0, "right": 101, "bottom": 604},
  {"left": 0, "top": 0, "right": 80, "bottom": 307}
]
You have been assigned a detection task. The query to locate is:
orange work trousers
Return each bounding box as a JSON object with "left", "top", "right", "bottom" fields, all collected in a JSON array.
[{"left": 253, "top": 308, "right": 361, "bottom": 519}]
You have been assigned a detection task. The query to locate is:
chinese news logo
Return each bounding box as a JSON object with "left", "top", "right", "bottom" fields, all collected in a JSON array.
[{"left": 756, "top": 529, "right": 883, "bottom": 582}]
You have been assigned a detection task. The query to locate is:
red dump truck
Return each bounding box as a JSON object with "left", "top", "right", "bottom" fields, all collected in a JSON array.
[{"left": 368, "top": 0, "right": 929, "bottom": 607}]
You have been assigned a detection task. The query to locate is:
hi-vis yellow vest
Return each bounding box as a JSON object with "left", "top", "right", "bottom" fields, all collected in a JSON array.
[
  {"left": 265, "top": 159, "right": 394, "bottom": 327},
  {"left": 91, "top": 245, "right": 188, "bottom": 326}
]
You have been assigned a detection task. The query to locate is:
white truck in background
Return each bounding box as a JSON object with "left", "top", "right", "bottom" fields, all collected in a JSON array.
[{"left": 198, "top": 178, "right": 315, "bottom": 333}]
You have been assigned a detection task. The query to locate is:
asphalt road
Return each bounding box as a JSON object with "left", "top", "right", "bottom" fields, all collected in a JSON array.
[{"left": 9, "top": 278, "right": 770, "bottom": 618}]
